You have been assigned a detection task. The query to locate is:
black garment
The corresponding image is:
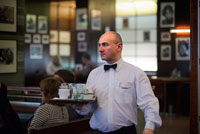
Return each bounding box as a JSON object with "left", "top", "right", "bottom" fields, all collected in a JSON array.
[
  {"left": 0, "top": 82, "right": 26, "bottom": 134},
  {"left": 100, "top": 124, "right": 137, "bottom": 134},
  {"left": 104, "top": 64, "right": 117, "bottom": 71}
]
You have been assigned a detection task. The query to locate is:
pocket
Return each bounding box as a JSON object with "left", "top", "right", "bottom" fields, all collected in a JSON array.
[{"left": 114, "top": 83, "right": 132, "bottom": 103}]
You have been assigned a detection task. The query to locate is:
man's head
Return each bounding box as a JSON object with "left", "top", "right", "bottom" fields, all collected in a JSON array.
[
  {"left": 82, "top": 54, "right": 91, "bottom": 64},
  {"left": 163, "top": 5, "right": 173, "bottom": 20},
  {"left": 52, "top": 56, "right": 60, "bottom": 66},
  {"left": 98, "top": 31, "right": 123, "bottom": 64}
]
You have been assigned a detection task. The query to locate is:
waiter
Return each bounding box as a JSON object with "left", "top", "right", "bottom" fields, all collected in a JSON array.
[{"left": 77, "top": 31, "right": 162, "bottom": 134}]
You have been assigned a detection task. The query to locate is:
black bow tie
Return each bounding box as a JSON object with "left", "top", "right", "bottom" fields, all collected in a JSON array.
[{"left": 104, "top": 64, "right": 117, "bottom": 71}]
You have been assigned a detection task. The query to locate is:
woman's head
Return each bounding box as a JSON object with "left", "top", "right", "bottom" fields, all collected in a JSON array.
[
  {"left": 40, "top": 77, "right": 63, "bottom": 102},
  {"left": 54, "top": 69, "right": 74, "bottom": 83}
]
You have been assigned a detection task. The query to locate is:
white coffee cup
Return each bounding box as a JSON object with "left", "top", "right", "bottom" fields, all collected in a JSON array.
[{"left": 58, "top": 89, "right": 70, "bottom": 99}]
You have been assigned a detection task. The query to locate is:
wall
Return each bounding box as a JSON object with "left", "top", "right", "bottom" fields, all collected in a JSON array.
[
  {"left": 75, "top": 0, "right": 115, "bottom": 64},
  {"left": 24, "top": 0, "right": 50, "bottom": 86},
  {"left": 0, "top": 0, "right": 25, "bottom": 86},
  {"left": 157, "top": 0, "right": 190, "bottom": 77}
]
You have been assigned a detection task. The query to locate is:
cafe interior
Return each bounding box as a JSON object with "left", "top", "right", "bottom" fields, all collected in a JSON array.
[{"left": 0, "top": 0, "right": 198, "bottom": 133}]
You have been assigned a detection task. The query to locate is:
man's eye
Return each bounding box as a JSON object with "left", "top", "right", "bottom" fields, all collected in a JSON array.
[{"left": 102, "top": 43, "right": 109, "bottom": 46}]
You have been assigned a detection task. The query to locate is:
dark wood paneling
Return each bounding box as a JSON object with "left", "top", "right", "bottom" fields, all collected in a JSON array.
[
  {"left": 75, "top": 0, "right": 115, "bottom": 64},
  {"left": 190, "top": 0, "right": 198, "bottom": 133}
]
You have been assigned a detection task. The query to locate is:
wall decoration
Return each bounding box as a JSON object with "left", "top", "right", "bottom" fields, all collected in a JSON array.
[
  {"left": 42, "top": 35, "right": 49, "bottom": 44},
  {"left": 160, "top": 45, "right": 171, "bottom": 61},
  {"left": 160, "top": 2, "right": 175, "bottom": 28},
  {"left": 91, "top": 10, "right": 101, "bottom": 31},
  {"left": 26, "top": 14, "right": 37, "bottom": 33},
  {"left": 24, "top": 34, "right": 31, "bottom": 43},
  {"left": 33, "top": 34, "right": 41, "bottom": 44},
  {"left": 143, "top": 31, "right": 150, "bottom": 42},
  {"left": 161, "top": 32, "right": 171, "bottom": 42},
  {"left": 59, "top": 31, "right": 71, "bottom": 43},
  {"left": 30, "top": 44, "right": 43, "bottom": 59},
  {"left": 176, "top": 37, "right": 190, "bottom": 60},
  {"left": 78, "top": 42, "right": 87, "bottom": 52},
  {"left": 50, "top": 44, "right": 58, "bottom": 56},
  {"left": 77, "top": 32, "right": 86, "bottom": 41},
  {"left": 38, "top": 16, "right": 48, "bottom": 34},
  {"left": 76, "top": 8, "right": 88, "bottom": 30},
  {"left": 50, "top": 30, "right": 58, "bottom": 43},
  {"left": 59, "top": 44, "right": 70, "bottom": 56},
  {"left": 0, "top": 0, "right": 16, "bottom": 32},
  {"left": 122, "top": 18, "right": 129, "bottom": 29},
  {"left": 0, "top": 40, "right": 17, "bottom": 73}
]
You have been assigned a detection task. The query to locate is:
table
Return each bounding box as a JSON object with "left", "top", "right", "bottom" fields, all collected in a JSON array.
[{"left": 149, "top": 76, "right": 190, "bottom": 115}]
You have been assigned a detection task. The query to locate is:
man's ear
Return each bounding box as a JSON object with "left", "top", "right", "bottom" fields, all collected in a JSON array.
[{"left": 117, "top": 42, "right": 122, "bottom": 50}]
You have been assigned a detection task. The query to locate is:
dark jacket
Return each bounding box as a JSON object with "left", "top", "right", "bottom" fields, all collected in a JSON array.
[{"left": 0, "top": 82, "right": 26, "bottom": 134}]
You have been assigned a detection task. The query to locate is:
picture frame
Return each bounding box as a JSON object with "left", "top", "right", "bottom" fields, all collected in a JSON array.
[
  {"left": 42, "top": 35, "right": 49, "bottom": 44},
  {"left": 160, "top": 2, "right": 175, "bottom": 28},
  {"left": 0, "top": 0, "right": 17, "bottom": 32},
  {"left": 77, "top": 32, "right": 86, "bottom": 41},
  {"left": 175, "top": 37, "right": 190, "bottom": 60},
  {"left": 26, "top": 14, "right": 37, "bottom": 33},
  {"left": 59, "top": 44, "right": 70, "bottom": 56},
  {"left": 24, "top": 34, "right": 31, "bottom": 43},
  {"left": 76, "top": 8, "right": 88, "bottom": 30},
  {"left": 143, "top": 31, "right": 150, "bottom": 42},
  {"left": 0, "top": 40, "right": 17, "bottom": 73},
  {"left": 91, "top": 10, "right": 101, "bottom": 31},
  {"left": 38, "top": 16, "right": 48, "bottom": 34},
  {"left": 33, "top": 34, "right": 41, "bottom": 44},
  {"left": 160, "top": 44, "right": 171, "bottom": 61},
  {"left": 50, "top": 44, "right": 58, "bottom": 56},
  {"left": 30, "top": 44, "right": 43, "bottom": 59},
  {"left": 78, "top": 42, "right": 87, "bottom": 52},
  {"left": 161, "top": 32, "right": 171, "bottom": 42},
  {"left": 122, "top": 18, "right": 129, "bottom": 29},
  {"left": 50, "top": 30, "right": 58, "bottom": 43},
  {"left": 59, "top": 31, "right": 71, "bottom": 43}
]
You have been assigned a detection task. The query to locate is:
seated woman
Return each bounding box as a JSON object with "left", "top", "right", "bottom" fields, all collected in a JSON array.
[{"left": 28, "top": 77, "right": 69, "bottom": 132}]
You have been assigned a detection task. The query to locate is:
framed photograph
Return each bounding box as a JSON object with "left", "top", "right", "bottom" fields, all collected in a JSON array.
[
  {"left": 160, "top": 44, "right": 171, "bottom": 61},
  {"left": 0, "top": 40, "right": 17, "bottom": 73},
  {"left": 24, "top": 34, "right": 31, "bottom": 43},
  {"left": 59, "top": 44, "right": 70, "bottom": 56},
  {"left": 160, "top": 2, "right": 175, "bottom": 28},
  {"left": 143, "top": 31, "right": 150, "bottom": 42},
  {"left": 176, "top": 37, "right": 190, "bottom": 60},
  {"left": 77, "top": 32, "right": 86, "bottom": 41},
  {"left": 30, "top": 44, "right": 43, "bottom": 59},
  {"left": 122, "top": 18, "right": 129, "bottom": 29},
  {"left": 26, "top": 14, "right": 36, "bottom": 33},
  {"left": 161, "top": 32, "right": 171, "bottom": 42},
  {"left": 42, "top": 35, "right": 49, "bottom": 44},
  {"left": 38, "top": 16, "right": 48, "bottom": 34},
  {"left": 0, "top": 0, "right": 16, "bottom": 32},
  {"left": 50, "top": 30, "right": 58, "bottom": 43},
  {"left": 59, "top": 31, "right": 71, "bottom": 43},
  {"left": 78, "top": 42, "right": 87, "bottom": 52},
  {"left": 76, "top": 8, "right": 88, "bottom": 30},
  {"left": 50, "top": 44, "right": 58, "bottom": 56},
  {"left": 91, "top": 10, "right": 101, "bottom": 31},
  {"left": 33, "top": 34, "right": 41, "bottom": 44}
]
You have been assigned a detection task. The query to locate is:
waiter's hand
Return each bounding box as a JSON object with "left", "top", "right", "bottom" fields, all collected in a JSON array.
[{"left": 143, "top": 128, "right": 153, "bottom": 134}]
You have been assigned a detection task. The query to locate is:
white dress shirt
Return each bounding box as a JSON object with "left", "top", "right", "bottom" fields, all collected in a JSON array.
[{"left": 84, "top": 58, "right": 162, "bottom": 133}]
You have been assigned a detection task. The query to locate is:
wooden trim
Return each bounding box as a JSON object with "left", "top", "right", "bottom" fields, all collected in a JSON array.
[{"left": 190, "top": 0, "right": 198, "bottom": 133}]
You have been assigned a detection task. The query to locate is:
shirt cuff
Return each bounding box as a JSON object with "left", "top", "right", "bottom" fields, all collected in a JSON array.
[{"left": 145, "top": 121, "right": 155, "bottom": 130}]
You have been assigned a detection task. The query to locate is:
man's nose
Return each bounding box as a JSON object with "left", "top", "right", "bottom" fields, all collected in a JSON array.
[{"left": 99, "top": 45, "right": 104, "bottom": 52}]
